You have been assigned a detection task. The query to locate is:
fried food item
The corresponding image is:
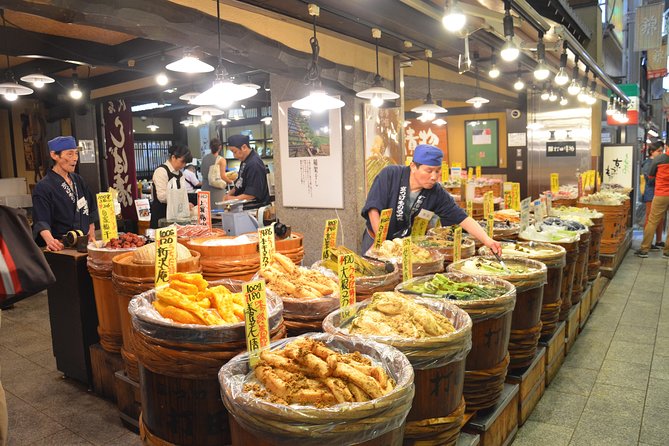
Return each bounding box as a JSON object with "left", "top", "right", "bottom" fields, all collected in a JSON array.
[
  {"left": 374, "top": 238, "right": 433, "bottom": 262},
  {"left": 153, "top": 300, "right": 203, "bottom": 324},
  {"left": 245, "top": 338, "right": 396, "bottom": 407},
  {"left": 259, "top": 252, "right": 337, "bottom": 299}
]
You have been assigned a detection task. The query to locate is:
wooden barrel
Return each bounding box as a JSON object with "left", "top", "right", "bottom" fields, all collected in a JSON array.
[
  {"left": 587, "top": 216, "right": 603, "bottom": 280},
  {"left": 403, "top": 273, "right": 515, "bottom": 412},
  {"left": 185, "top": 235, "right": 260, "bottom": 281},
  {"left": 275, "top": 232, "right": 305, "bottom": 265},
  {"left": 419, "top": 233, "right": 476, "bottom": 268},
  {"left": 131, "top": 288, "right": 286, "bottom": 446},
  {"left": 571, "top": 230, "right": 590, "bottom": 304},
  {"left": 552, "top": 198, "right": 578, "bottom": 207},
  {"left": 366, "top": 246, "right": 445, "bottom": 278},
  {"left": 576, "top": 202, "right": 627, "bottom": 244},
  {"left": 111, "top": 250, "right": 201, "bottom": 382},
  {"left": 219, "top": 334, "right": 414, "bottom": 446},
  {"left": 311, "top": 259, "right": 401, "bottom": 301},
  {"left": 87, "top": 244, "right": 136, "bottom": 353},
  {"left": 449, "top": 257, "right": 547, "bottom": 371},
  {"left": 476, "top": 220, "right": 520, "bottom": 242}
]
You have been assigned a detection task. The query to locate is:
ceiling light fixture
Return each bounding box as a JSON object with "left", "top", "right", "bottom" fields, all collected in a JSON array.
[
  {"left": 488, "top": 49, "right": 500, "bottom": 79},
  {"left": 513, "top": 62, "right": 524, "bottom": 90},
  {"left": 155, "top": 72, "right": 169, "bottom": 86},
  {"left": 218, "top": 118, "right": 231, "bottom": 126},
  {"left": 356, "top": 28, "right": 400, "bottom": 107},
  {"left": 189, "top": 106, "right": 224, "bottom": 123},
  {"left": 559, "top": 95, "right": 568, "bottom": 106},
  {"left": 411, "top": 49, "right": 447, "bottom": 122},
  {"left": 540, "top": 83, "right": 549, "bottom": 101},
  {"left": 548, "top": 89, "right": 557, "bottom": 102},
  {"left": 586, "top": 78, "right": 597, "bottom": 105},
  {"left": 577, "top": 68, "right": 590, "bottom": 103},
  {"left": 69, "top": 71, "right": 82, "bottom": 100},
  {"left": 533, "top": 32, "right": 550, "bottom": 81},
  {"left": 293, "top": 4, "right": 344, "bottom": 112},
  {"left": 567, "top": 56, "right": 581, "bottom": 96},
  {"left": 466, "top": 66, "right": 490, "bottom": 109},
  {"left": 554, "top": 42, "right": 570, "bottom": 86},
  {"left": 20, "top": 73, "right": 54, "bottom": 89},
  {"left": 0, "top": 12, "right": 33, "bottom": 101},
  {"left": 165, "top": 49, "right": 214, "bottom": 73},
  {"left": 606, "top": 96, "right": 616, "bottom": 116},
  {"left": 146, "top": 119, "right": 160, "bottom": 132},
  {"left": 500, "top": 1, "right": 519, "bottom": 62},
  {"left": 261, "top": 116, "right": 272, "bottom": 125},
  {"left": 442, "top": 0, "right": 466, "bottom": 32},
  {"left": 178, "top": 91, "right": 201, "bottom": 103}
]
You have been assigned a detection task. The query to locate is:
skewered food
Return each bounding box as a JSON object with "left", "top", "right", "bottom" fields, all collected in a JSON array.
[
  {"left": 400, "top": 273, "right": 507, "bottom": 301},
  {"left": 260, "top": 252, "right": 337, "bottom": 299}
]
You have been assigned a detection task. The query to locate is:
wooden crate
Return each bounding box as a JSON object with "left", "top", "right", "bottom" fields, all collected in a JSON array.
[
  {"left": 463, "top": 384, "right": 519, "bottom": 446},
  {"left": 540, "top": 321, "right": 566, "bottom": 387},
  {"left": 579, "top": 285, "right": 592, "bottom": 329},
  {"left": 591, "top": 274, "right": 607, "bottom": 308},
  {"left": 506, "top": 348, "right": 546, "bottom": 426},
  {"left": 114, "top": 371, "right": 141, "bottom": 433},
  {"left": 457, "top": 432, "right": 481, "bottom": 446},
  {"left": 565, "top": 302, "right": 581, "bottom": 354},
  {"left": 600, "top": 229, "right": 632, "bottom": 278},
  {"left": 90, "top": 343, "right": 123, "bottom": 403}
]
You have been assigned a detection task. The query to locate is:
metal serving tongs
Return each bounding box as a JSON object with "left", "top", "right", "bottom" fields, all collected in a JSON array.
[{"left": 492, "top": 250, "right": 511, "bottom": 273}]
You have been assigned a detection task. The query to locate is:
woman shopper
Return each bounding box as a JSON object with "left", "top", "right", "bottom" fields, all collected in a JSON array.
[
  {"left": 642, "top": 141, "right": 666, "bottom": 251},
  {"left": 636, "top": 140, "right": 669, "bottom": 258},
  {"left": 201, "top": 138, "right": 231, "bottom": 206},
  {"left": 150, "top": 144, "right": 192, "bottom": 229}
]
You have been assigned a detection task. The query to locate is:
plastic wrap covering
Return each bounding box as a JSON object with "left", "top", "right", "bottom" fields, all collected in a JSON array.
[
  {"left": 479, "top": 241, "right": 566, "bottom": 269},
  {"left": 86, "top": 242, "right": 136, "bottom": 276},
  {"left": 541, "top": 217, "right": 588, "bottom": 232},
  {"left": 129, "top": 288, "right": 284, "bottom": 344},
  {"left": 322, "top": 295, "right": 472, "bottom": 370},
  {"left": 311, "top": 259, "right": 401, "bottom": 298},
  {"left": 476, "top": 220, "right": 520, "bottom": 239},
  {"left": 219, "top": 333, "right": 415, "bottom": 446},
  {"left": 396, "top": 273, "right": 516, "bottom": 322},
  {"left": 365, "top": 244, "right": 445, "bottom": 277},
  {"left": 578, "top": 191, "right": 629, "bottom": 206},
  {"left": 551, "top": 205, "right": 603, "bottom": 220},
  {"left": 519, "top": 225, "right": 580, "bottom": 244},
  {"left": 412, "top": 235, "right": 476, "bottom": 263},
  {"left": 448, "top": 257, "right": 547, "bottom": 293}
]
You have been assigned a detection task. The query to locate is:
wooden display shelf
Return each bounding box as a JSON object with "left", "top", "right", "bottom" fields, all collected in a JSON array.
[
  {"left": 456, "top": 432, "right": 481, "bottom": 446},
  {"left": 505, "top": 347, "right": 546, "bottom": 426},
  {"left": 565, "top": 302, "right": 581, "bottom": 354},
  {"left": 579, "top": 284, "right": 593, "bottom": 329},
  {"left": 463, "top": 383, "right": 519, "bottom": 446},
  {"left": 591, "top": 273, "right": 608, "bottom": 309},
  {"left": 90, "top": 343, "right": 123, "bottom": 403},
  {"left": 599, "top": 229, "right": 632, "bottom": 278},
  {"left": 539, "top": 321, "right": 566, "bottom": 387},
  {"left": 114, "top": 371, "right": 141, "bottom": 433}
]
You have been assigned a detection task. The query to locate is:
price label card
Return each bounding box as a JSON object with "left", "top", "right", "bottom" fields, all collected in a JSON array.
[
  {"left": 466, "top": 200, "right": 473, "bottom": 218},
  {"left": 512, "top": 183, "right": 521, "bottom": 211},
  {"left": 550, "top": 173, "right": 559, "bottom": 194},
  {"left": 411, "top": 209, "right": 434, "bottom": 239},
  {"left": 504, "top": 191, "right": 512, "bottom": 209},
  {"left": 588, "top": 170, "right": 596, "bottom": 189},
  {"left": 338, "top": 254, "right": 356, "bottom": 320},
  {"left": 534, "top": 199, "right": 545, "bottom": 220},
  {"left": 402, "top": 237, "right": 413, "bottom": 282},
  {"left": 577, "top": 174, "right": 583, "bottom": 198},
  {"left": 596, "top": 171, "right": 601, "bottom": 191},
  {"left": 452, "top": 162, "right": 462, "bottom": 169},
  {"left": 96, "top": 192, "right": 118, "bottom": 242},
  {"left": 476, "top": 165, "right": 482, "bottom": 179},
  {"left": 155, "top": 225, "right": 177, "bottom": 288},
  {"left": 460, "top": 178, "right": 467, "bottom": 202},
  {"left": 487, "top": 214, "right": 494, "bottom": 239},
  {"left": 197, "top": 191, "right": 212, "bottom": 230},
  {"left": 451, "top": 166, "right": 462, "bottom": 182},
  {"left": 520, "top": 197, "right": 531, "bottom": 232},
  {"left": 487, "top": 192, "right": 495, "bottom": 217},
  {"left": 405, "top": 156, "right": 413, "bottom": 166},
  {"left": 321, "top": 219, "right": 339, "bottom": 260},
  {"left": 467, "top": 167, "right": 473, "bottom": 181},
  {"left": 243, "top": 280, "right": 270, "bottom": 368},
  {"left": 441, "top": 162, "right": 449, "bottom": 183},
  {"left": 374, "top": 209, "right": 393, "bottom": 249},
  {"left": 258, "top": 224, "right": 276, "bottom": 270},
  {"left": 483, "top": 194, "right": 490, "bottom": 218},
  {"left": 545, "top": 192, "right": 553, "bottom": 216},
  {"left": 453, "top": 226, "right": 462, "bottom": 263}
]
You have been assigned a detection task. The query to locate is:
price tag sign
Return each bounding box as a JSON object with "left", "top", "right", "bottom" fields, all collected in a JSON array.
[
  {"left": 550, "top": 173, "right": 559, "bottom": 194},
  {"left": 441, "top": 162, "right": 449, "bottom": 183},
  {"left": 321, "top": 219, "right": 339, "bottom": 260},
  {"left": 520, "top": 197, "right": 531, "bottom": 232},
  {"left": 338, "top": 254, "right": 356, "bottom": 320},
  {"left": 243, "top": 280, "right": 270, "bottom": 368},
  {"left": 487, "top": 214, "right": 495, "bottom": 239},
  {"left": 374, "top": 209, "right": 393, "bottom": 249},
  {"left": 411, "top": 209, "right": 434, "bottom": 239},
  {"left": 460, "top": 178, "right": 467, "bottom": 202},
  {"left": 258, "top": 224, "right": 276, "bottom": 270},
  {"left": 487, "top": 192, "right": 495, "bottom": 216},
  {"left": 534, "top": 199, "right": 545, "bottom": 220},
  {"left": 96, "top": 192, "right": 118, "bottom": 242},
  {"left": 453, "top": 226, "right": 462, "bottom": 263},
  {"left": 466, "top": 200, "right": 473, "bottom": 218},
  {"left": 405, "top": 156, "right": 413, "bottom": 166},
  {"left": 155, "top": 225, "right": 177, "bottom": 288},
  {"left": 467, "top": 167, "right": 473, "bottom": 181},
  {"left": 451, "top": 166, "right": 462, "bottom": 182},
  {"left": 504, "top": 191, "right": 512, "bottom": 209},
  {"left": 596, "top": 171, "right": 601, "bottom": 191},
  {"left": 476, "top": 165, "right": 482, "bottom": 179},
  {"left": 545, "top": 192, "right": 553, "bottom": 216},
  {"left": 402, "top": 237, "right": 413, "bottom": 282},
  {"left": 197, "top": 191, "right": 212, "bottom": 230},
  {"left": 452, "top": 162, "right": 462, "bottom": 168},
  {"left": 577, "top": 174, "right": 583, "bottom": 198},
  {"left": 588, "top": 170, "right": 596, "bottom": 189},
  {"left": 483, "top": 194, "right": 491, "bottom": 218},
  {"left": 512, "top": 183, "right": 521, "bottom": 211}
]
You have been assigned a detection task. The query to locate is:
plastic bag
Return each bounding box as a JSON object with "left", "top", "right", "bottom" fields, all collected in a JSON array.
[
  {"left": 365, "top": 245, "right": 445, "bottom": 277},
  {"left": 219, "top": 332, "right": 414, "bottom": 446},
  {"left": 166, "top": 176, "right": 190, "bottom": 221},
  {"left": 208, "top": 156, "right": 227, "bottom": 189},
  {"left": 479, "top": 241, "right": 566, "bottom": 269},
  {"left": 448, "top": 256, "right": 547, "bottom": 292},
  {"left": 311, "top": 259, "right": 401, "bottom": 298},
  {"left": 323, "top": 295, "right": 472, "bottom": 370}
]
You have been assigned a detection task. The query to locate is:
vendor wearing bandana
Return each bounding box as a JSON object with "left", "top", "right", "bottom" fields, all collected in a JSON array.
[
  {"left": 32, "top": 136, "right": 98, "bottom": 251},
  {"left": 361, "top": 144, "right": 501, "bottom": 255}
]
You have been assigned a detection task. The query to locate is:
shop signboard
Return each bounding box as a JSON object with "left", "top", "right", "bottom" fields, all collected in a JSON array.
[
  {"left": 546, "top": 141, "right": 576, "bottom": 157},
  {"left": 602, "top": 145, "right": 634, "bottom": 189}
]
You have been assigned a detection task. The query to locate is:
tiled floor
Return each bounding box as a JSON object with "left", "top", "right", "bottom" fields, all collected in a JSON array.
[{"left": 1, "top": 247, "right": 666, "bottom": 445}]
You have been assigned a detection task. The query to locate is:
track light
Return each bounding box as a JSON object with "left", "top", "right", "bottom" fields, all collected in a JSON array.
[
  {"left": 540, "top": 84, "right": 549, "bottom": 101},
  {"left": 500, "top": 5, "right": 519, "bottom": 62},
  {"left": 513, "top": 76, "right": 525, "bottom": 91},
  {"left": 606, "top": 96, "right": 616, "bottom": 116},
  {"left": 586, "top": 79, "right": 597, "bottom": 105},
  {"left": 69, "top": 72, "right": 82, "bottom": 100},
  {"left": 442, "top": 0, "right": 466, "bottom": 32},
  {"left": 488, "top": 51, "right": 500, "bottom": 79},
  {"left": 567, "top": 56, "right": 581, "bottom": 95},
  {"left": 578, "top": 69, "right": 590, "bottom": 103},
  {"left": 554, "top": 43, "right": 569, "bottom": 86},
  {"left": 155, "top": 72, "right": 168, "bottom": 86},
  {"left": 533, "top": 34, "right": 550, "bottom": 81},
  {"left": 559, "top": 95, "right": 568, "bottom": 106},
  {"left": 548, "top": 89, "right": 557, "bottom": 102}
]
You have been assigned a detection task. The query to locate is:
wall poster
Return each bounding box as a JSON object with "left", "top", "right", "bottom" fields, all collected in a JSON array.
[
  {"left": 465, "top": 119, "right": 499, "bottom": 167},
  {"left": 364, "top": 104, "right": 402, "bottom": 192},
  {"left": 602, "top": 144, "right": 633, "bottom": 188},
  {"left": 403, "top": 119, "right": 448, "bottom": 161},
  {"left": 277, "top": 100, "right": 343, "bottom": 208}
]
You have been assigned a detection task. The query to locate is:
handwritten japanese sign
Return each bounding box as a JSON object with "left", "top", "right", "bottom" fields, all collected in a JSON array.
[
  {"left": 374, "top": 209, "right": 392, "bottom": 249},
  {"left": 96, "top": 192, "right": 118, "bottom": 242},
  {"left": 520, "top": 197, "right": 531, "bottom": 232},
  {"left": 453, "top": 226, "right": 462, "bottom": 263},
  {"left": 258, "top": 225, "right": 276, "bottom": 270},
  {"left": 321, "top": 219, "right": 339, "bottom": 260},
  {"left": 467, "top": 167, "right": 473, "bottom": 181},
  {"left": 411, "top": 209, "right": 434, "bottom": 239},
  {"left": 550, "top": 173, "right": 559, "bottom": 194},
  {"left": 197, "top": 191, "right": 211, "bottom": 230},
  {"left": 512, "top": 183, "right": 521, "bottom": 211},
  {"left": 466, "top": 200, "right": 473, "bottom": 218},
  {"left": 402, "top": 237, "right": 413, "bottom": 282},
  {"left": 441, "top": 162, "right": 449, "bottom": 183},
  {"left": 483, "top": 191, "right": 494, "bottom": 217},
  {"left": 155, "top": 225, "right": 177, "bottom": 288},
  {"left": 476, "top": 165, "right": 482, "bottom": 179},
  {"left": 486, "top": 214, "right": 494, "bottom": 239},
  {"left": 504, "top": 191, "right": 512, "bottom": 209},
  {"left": 338, "top": 254, "right": 356, "bottom": 320},
  {"left": 243, "top": 280, "right": 270, "bottom": 368}
]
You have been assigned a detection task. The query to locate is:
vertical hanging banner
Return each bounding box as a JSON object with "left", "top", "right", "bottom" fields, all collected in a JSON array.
[
  {"left": 96, "top": 192, "right": 118, "bottom": 242},
  {"left": 103, "top": 99, "right": 138, "bottom": 220},
  {"left": 647, "top": 44, "right": 667, "bottom": 79},
  {"left": 155, "top": 225, "right": 177, "bottom": 288},
  {"left": 321, "top": 219, "right": 339, "bottom": 260},
  {"left": 243, "top": 280, "right": 270, "bottom": 368},
  {"left": 197, "top": 191, "right": 211, "bottom": 230},
  {"left": 635, "top": 3, "right": 663, "bottom": 51},
  {"left": 453, "top": 226, "right": 462, "bottom": 263},
  {"left": 338, "top": 254, "right": 356, "bottom": 320},
  {"left": 550, "top": 173, "right": 559, "bottom": 194},
  {"left": 258, "top": 225, "right": 276, "bottom": 270},
  {"left": 402, "top": 237, "right": 413, "bottom": 282},
  {"left": 374, "top": 209, "right": 393, "bottom": 249}
]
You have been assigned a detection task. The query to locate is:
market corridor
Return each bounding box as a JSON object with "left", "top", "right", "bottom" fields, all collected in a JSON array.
[{"left": 0, "top": 250, "right": 666, "bottom": 445}]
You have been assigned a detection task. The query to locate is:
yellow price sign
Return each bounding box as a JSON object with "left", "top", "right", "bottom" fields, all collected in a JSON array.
[
  {"left": 374, "top": 209, "right": 393, "bottom": 249},
  {"left": 321, "top": 219, "right": 339, "bottom": 260},
  {"left": 467, "top": 167, "right": 473, "bottom": 181},
  {"left": 197, "top": 191, "right": 212, "bottom": 230},
  {"left": 452, "top": 162, "right": 462, "bottom": 169},
  {"left": 596, "top": 171, "right": 601, "bottom": 191},
  {"left": 338, "top": 254, "right": 356, "bottom": 320},
  {"left": 441, "top": 162, "right": 449, "bottom": 183},
  {"left": 155, "top": 225, "right": 177, "bottom": 288},
  {"left": 405, "top": 156, "right": 413, "bottom": 166},
  {"left": 243, "top": 280, "right": 270, "bottom": 368},
  {"left": 402, "top": 237, "right": 413, "bottom": 282},
  {"left": 487, "top": 214, "right": 494, "bottom": 239},
  {"left": 411, "top": 217, "right": 429, "bottom": 239},
  {"left": 466, "top": 200, "right": 473, "bottom": 218},
  {"left": 504, "top": 191, "right": 512, "bottom": 209},
  {"left": 512, "top": 183, "right": 521, "bottom": 211},
  {"left": 453, "top": 226, "right": 462, "bottom": 263},
  {"left": 476, "top": 165, "right": 482, "bottom": 179},
  {"left": 258, "top": 224, "right": 276, "bottom": 270},
  {"left": 550, "top": 173, "right": 559, "bottom": 194},
  {"left": 588, "top": 170, "right": 596, "bottom": 189},
  {"left": 96, "top": 192, "right": 118, "bottom": 242}
]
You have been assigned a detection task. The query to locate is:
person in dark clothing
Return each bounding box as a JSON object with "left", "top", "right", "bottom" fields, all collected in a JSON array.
[
  {"left": 361, "top": 144, "right": 502, "bottom": 255},
  {"left": 637, "top": 140, "right": 669, "bottom": 257},
  {"left": 150, "top": 144, "right": 192, "bottom": 229},
  {"left": 641, "top": 141, "right": 665, "bottom": 250},
  {"left": 32, "top": 136, "right": 99, "bottom": 251},
  {"left": 224, "top": 134, "right": 270, "bottom": 207}
]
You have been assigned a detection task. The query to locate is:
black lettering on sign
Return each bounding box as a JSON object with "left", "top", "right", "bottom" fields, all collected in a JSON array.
[{"left": 546, "top": 141, "right": 577, "bottom": 157}]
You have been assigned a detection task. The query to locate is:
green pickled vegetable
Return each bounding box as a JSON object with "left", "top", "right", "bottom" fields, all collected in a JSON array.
[{"left": 401, "top": 273, "right": 507, "bottom": 301}]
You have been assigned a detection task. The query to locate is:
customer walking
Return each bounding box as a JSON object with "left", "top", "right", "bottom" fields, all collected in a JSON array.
[
  {"left": 641, "top": 141, "right": 666, "bottom": 251},
  {"left": 636, "top": 140, "right": 669, "bottom": 257}
]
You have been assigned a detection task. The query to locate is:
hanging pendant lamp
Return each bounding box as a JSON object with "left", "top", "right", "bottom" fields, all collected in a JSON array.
[
  {"left": 411, "top": 49, "right": 447, "bottom": 121},
  {"left": 465, "top": 66, "right": 489, "bottom": 109},
  {"left": 0, "top": 12, "right": 32, "bottom": 101},
  {"left": 356, "top": 28, "right": 399, "bottom": 107},
  {"left": 166, "top": 50, "right": 214, "bottom": 73},
  {"left": 189, "top": 106, "right": 224, "bottom": 123}
]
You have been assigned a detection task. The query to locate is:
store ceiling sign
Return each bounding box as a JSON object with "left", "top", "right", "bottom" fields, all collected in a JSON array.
[
  {"left": 607, "top": 84, "right": 639, "bottom": 126},
  {"left": 546, "top": 141, "right": 576, "bottom": 157},
  {"left": 647, "top": 44, "right": 667, "bottom": 79},
  {"left": 635, "top": 3, "right": 663, "bottom": 51}
]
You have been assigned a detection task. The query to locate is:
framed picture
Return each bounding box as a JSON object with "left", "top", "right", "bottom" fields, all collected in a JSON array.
[
  {"left": 465, "top": 119, "right": 499, "bottom": 167},
  {"left": 363, "top": 104, "right": 402, "bottom": 192}
]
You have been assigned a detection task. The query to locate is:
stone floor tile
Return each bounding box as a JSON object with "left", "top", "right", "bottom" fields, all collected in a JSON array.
[
  {"left": 569, "top": 409, "right": 641, "bottom": 446},
  {"left": 548, "top": 366, "right": 598, "bottom": 397},
  {"left": 6, "top": 393, "right": 66, "bottom": 446},
  {"left": 595, "top": 359, "right": 650, "bottom": 391},
  {"left": 613, "top": 324, "right": 657, "bottom": 345},
  {"left": 657, "top": 321, "right": 669, "bottom": 337},
  {"left": 24, "top": 348, "right": 58, "bottom": 371},
  {"left": 645, "top": 377, "right": 669, "bottom": 410},
  {"left": 102, "top": 431, "right": 144, "bottom": 445},
  {"left": 584, "top": 382, "right": 646, "bottom": 416},
  {"left": 528, "top": 389, "right": 587, "bottom": 428},
  {"left": 619, "top": 306, "right": 660, "bottom": 326},
  {"left": 47, "top": 407, "right": 128, "bottom": 445},
  {"left": 640, "top": 405, "right": 669, "bottom": 446},
  {"left": 605, "top": 340, "right": 654, "bottom": 366},
  {"left": 652, "top": 337, "right": 669, "bottom": 357},
  {"left": 27, "top": 429, "right": 94, "bottom": 445},
  {"left": 563, "top": 339, "right": 609, "bottom": 370},
  {"left": 650, "top": 355, "right": 669, "bottom": 380},
  {"left": 511, "top": 421, "right": 573, "bottom": 446},
  {"left": 0, "top": 326, "right": 52, "bottom": 357}
]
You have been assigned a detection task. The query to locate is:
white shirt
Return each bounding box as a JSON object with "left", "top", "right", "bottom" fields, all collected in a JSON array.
[
  {"left": 183, "top": 169, "right": 200, "bottom": 193},
  {"left": 152, "top": 160, "right": 179, "bottom": 203}
]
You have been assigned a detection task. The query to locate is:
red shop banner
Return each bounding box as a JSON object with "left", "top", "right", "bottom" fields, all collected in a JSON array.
[{"left": 103, "top": 99, "right": 138, "bottom": 220}]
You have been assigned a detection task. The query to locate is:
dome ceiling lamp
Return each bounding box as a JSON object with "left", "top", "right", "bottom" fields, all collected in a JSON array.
[
  {"left": 0, "top": 11, "right": 33, "bottom": 101},
  {"left": 178, "top": 91, "right": 202, "bottom": 103},
  {"left": 165, "top": 49, "right": 214, "bottom": 73},
  {"left": 465, "top": 66, "right": 489, "bottom": 109},
  {"left": 188, "top": 106, "right": 224, "bottom": 123},
  {"left": 356, "top": 28, "right": 400, "bottom": 107},
  {"left": 411, "top": 49, "right": 447, "bottom": 122},
  {"left": 19, "top": 72, "right": 54, "bottom": 89}
]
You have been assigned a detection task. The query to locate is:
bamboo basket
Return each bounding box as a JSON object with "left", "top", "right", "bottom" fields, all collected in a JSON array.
[
  {"left": 184, "top": 235, "right": 260, "bottom": 281},
  {"left": 365, "top": 246, "right": 445, "bottom": 278},
  {"left": 311, "top": 258, "right": 401, "bottom": 302},
  {"left": 417, "top": 234, "right": 476, "bottom": 267}
]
